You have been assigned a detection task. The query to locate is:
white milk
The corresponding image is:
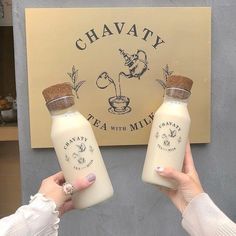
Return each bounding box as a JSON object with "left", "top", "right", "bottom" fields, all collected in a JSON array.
[
  {"left": 51, "top": 108, "right": 114, "bottom": 209},
  {"left": 142, "top": 81, "right": 192, "bottom": 189}
]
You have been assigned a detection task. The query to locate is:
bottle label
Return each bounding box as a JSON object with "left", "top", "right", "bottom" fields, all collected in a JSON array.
[
  {"left": 155, "top": 121, "right": 182, "bottom": 152},
  {"left": 63, "top": 136, "right": 95, "bottom": 170}
]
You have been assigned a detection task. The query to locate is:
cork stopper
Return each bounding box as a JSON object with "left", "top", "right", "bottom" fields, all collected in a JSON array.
[
  {"left": 42, "top": 83, "right": 74, "bottom": 111},
  {"left": 165, "top": 75, "right": 193, "bottom": 99},
  {"left": 166, "top": 75, "right": 193, "bottom": 91}
]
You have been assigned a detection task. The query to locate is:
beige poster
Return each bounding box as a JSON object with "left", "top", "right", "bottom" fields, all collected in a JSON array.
[{"left": 25, "top": 7, "right": 211, "bottom": 148}]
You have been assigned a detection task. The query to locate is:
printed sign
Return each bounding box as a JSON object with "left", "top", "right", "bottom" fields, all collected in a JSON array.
[{"left": 25, "top": 7, "right": 211, "bottom": 148}]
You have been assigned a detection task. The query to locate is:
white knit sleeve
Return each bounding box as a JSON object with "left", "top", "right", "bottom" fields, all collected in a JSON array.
[
  {"left": 0, "top": 193, "right": 60, "bottom": 236},
  {"left": 182, "top": 193, "right": 236, "bottom": 236}
]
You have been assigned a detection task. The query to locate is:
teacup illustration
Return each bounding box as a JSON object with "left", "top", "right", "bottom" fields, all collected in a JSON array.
[{"left": 108, "top": 96, "right": 131, "bottom": 114}]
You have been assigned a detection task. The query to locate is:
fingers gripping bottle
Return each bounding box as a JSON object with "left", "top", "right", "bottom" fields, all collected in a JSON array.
[
  {"left": 142, "top": 75, "right": 193, "bottom": 189},
  {"left": 42, "top": 83, "right": 113, "bottom": 209}
]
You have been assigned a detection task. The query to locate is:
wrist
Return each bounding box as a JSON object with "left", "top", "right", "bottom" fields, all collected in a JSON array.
[
  {"left": 31, "top": 193, "right": 58, "bottom": 210},
  {"left": 38, "top": 189, "right": 65, "bottom": 209},
  {"left": 182, "top": 192, "right": 207, "bottom": 217}
]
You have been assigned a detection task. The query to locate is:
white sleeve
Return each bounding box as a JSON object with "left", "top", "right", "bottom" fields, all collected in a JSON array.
[
  {"left": 182, "top": 193, "right": 236, "bottom": 236},
  {"left": 0, "top": 193, "right": 60, "bottom": 236}
]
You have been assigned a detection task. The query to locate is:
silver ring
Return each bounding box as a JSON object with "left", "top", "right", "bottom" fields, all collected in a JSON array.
[{"left": 62, "top": 182, "right": 75, "bottom": 195}]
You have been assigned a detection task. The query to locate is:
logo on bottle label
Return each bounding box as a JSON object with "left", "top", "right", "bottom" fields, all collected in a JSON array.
[
  {"left": 64, "top": 136, "right": 94, "bottom": 170},
  {"left": 155, "top": 121, "right": 182, "bottom": 152}
]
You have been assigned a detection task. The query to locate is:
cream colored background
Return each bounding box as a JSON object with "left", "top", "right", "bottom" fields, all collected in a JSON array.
[{"left": 25, "top": 7, "right": 211, "bottom": 148}]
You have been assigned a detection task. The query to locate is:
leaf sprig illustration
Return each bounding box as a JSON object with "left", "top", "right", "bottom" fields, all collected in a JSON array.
[
  {"left": 156, "top": 64, "right": 174, "bottom": 89},
  {"left": 67, "top": 65, "right": 85, "bottom": 99}
]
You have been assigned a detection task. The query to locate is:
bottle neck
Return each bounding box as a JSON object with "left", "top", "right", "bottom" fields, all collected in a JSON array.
[
  {"left": 164, "top": 88, "right": 190, "bottom": 104},
  {"left": 46, "top": 95, "right": 76, "bottom": 116},
  {"left": 49, "top": 105, "right": 77, "bottom": 116}
]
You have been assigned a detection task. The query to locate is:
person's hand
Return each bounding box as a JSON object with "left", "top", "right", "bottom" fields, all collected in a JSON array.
[
  {"left": 155, "top": 142, "right": 204, "bottom": 213},
  {"left": 38, "top": 171, "right": 96, "bottom": 216}
]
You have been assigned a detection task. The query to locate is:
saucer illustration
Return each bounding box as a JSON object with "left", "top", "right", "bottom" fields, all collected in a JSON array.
[{"left": 108, "top": 96, "right": 131, "bottom": 115}]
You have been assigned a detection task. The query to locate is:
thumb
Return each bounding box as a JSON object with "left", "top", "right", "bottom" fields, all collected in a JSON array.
[
  {"left": 73, "top": 173, "right": 96, "bottom": 193},
  {"left": 156, "top": 166, "right": 188, "bottom": 186}
]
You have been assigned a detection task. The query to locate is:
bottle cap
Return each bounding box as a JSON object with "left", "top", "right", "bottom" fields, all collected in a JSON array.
[
  {"left": 166, "top": 75, "right": 193, "bottom": 92},
  {"left": 42, "top": 83, "right": 74, "bottom": 111}
]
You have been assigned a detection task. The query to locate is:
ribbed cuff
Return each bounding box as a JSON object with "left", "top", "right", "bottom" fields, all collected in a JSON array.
[
  {"left": 181, "top": 193, "right": 208, "bottom": 236},
  {"left": 216, "top": 221, "right": 236, "bottom": 236},
  {"left": 182, "top": 193, "right": 236, "bottom": 236}
]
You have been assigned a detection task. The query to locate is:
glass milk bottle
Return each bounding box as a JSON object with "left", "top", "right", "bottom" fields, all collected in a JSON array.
[
  {"left": 142, "top": 75, "right": 193, "bottom": 189},
  {"left": 42, "top": 83, "right": 114, "bottom": 209}
]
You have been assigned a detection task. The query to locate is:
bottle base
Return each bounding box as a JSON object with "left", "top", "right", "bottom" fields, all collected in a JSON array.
[
  {"left": 142, "top": 175, "right": 177, "bottom": 190},
  {"left": 73, "top": 189, "right": 114, "bottom": 209}
]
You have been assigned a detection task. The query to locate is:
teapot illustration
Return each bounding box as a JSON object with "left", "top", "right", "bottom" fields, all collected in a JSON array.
[{"left": 119, "top": 48, "right": 148, "bottom": 79}]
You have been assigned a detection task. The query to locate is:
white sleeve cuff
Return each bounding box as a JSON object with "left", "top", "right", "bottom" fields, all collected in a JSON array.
[
  {"left": 26, "top": 193, "right": 60, "bottom": 235},
  {"left": 182, "top": 193, "right": 236, "bottom": 236},
  {"left": 0, "top": 193, "right": 60, "bottom": 236}
]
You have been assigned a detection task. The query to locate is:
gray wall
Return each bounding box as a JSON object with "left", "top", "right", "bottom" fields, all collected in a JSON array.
[{"left": 13, "top": 0, "right": 236, "bottom": 235}]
